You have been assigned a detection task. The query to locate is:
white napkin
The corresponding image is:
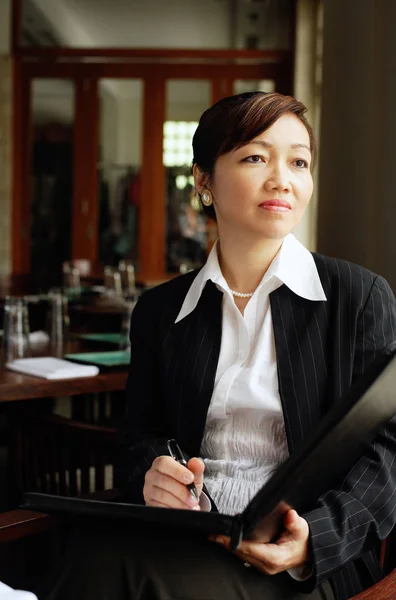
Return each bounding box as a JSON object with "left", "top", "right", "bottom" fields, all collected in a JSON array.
[
  {"left": 0, "top": 581, "right": 37, "bottom": 600},
  {"left": 28, "top": 330, "right": 50, "bottom": 345},
  {"left": 6, "top": 357, "right": 99, "bottom": 380}
]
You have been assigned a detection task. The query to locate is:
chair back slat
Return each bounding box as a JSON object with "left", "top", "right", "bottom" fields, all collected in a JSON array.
[{"left": 9, "top": 413, "right": 117, "bottom": 501}]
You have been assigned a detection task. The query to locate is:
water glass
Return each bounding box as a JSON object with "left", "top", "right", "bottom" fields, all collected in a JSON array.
[
  {"left": 118, "top": 260, "right": 136, "bottom": 295},
  {"left": 47, "top": 291, "right": 70, "bottom": 354},
  {"left": 119, "top": 298, "right": 137, "bottom": 350},
  {"left": 63, "top": 262, "right": 81, "bottom": 297},
  {"left": 1, "top": 297, "right": 31, "bottom": 364},
  {"left": 104, "top": 266, "right": 123, "bottom": 297}
]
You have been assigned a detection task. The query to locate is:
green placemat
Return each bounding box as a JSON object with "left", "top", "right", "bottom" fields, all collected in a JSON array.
[
  {"left": 78, "top": 333, "right": 123, "bottom": 345},
  {"left": 64, "top": 350, "right": 131, "bottom": 367}
]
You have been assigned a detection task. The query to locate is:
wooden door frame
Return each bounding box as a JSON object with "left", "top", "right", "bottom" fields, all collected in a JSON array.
[
  {"left": 13, "top": 57, "right": 293, "bottom": 277},
  {"left": 73, "top": 76, "right": 99, "bottom": 260}
]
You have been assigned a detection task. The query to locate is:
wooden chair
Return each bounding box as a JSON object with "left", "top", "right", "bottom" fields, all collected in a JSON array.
[
  {"left": 0, "top": 413, "right": 119, "bottom": 590},
  {"left": 349, "top": 569, "right": 396, "bottom": 599},
  {"left": 8, "top": 412, "right": 118, "bottom": 505}
]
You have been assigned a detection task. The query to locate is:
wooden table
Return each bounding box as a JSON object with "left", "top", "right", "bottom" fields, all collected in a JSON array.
[
  {"left": 0, "top": 369, "right": 128, "bottom": 403},
  {"left": 0, "top": 340, "right": 128, "bottom": 515},
  {"left": 0, "top": 340, "right": 128, "bottom": 403}
]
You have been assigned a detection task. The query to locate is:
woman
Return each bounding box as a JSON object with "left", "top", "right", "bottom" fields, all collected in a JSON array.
[{"left": 45, "top": 92, "right": 396, "bottom": 600}]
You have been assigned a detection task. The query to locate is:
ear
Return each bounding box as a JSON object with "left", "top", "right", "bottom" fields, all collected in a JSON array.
[{"left": 193, "top": 164, "right": 209, "bottom": 192}]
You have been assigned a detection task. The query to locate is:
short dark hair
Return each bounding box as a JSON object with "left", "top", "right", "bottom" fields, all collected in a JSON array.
[{"left": 192, "top": 91, "right": 317, "bottom": 220}]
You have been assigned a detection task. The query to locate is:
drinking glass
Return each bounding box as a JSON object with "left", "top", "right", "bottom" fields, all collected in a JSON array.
[
  {"left": 119, "top": 298, "right": 137, "bottom": 350},
  {"left": 104, "top": 266, "right": 123, "bottom": 297},
  {"left": 118, "top": 260, "right": 136, "bottom": 296},
  {"left": 47, "top": 290, "right": 70, "bottom": 355},
  {"left": 1, "top": 297, "right": 31, "bottom": 364},
  {"left": 63, "top": 262, "right": 81, "bottom": 297}
]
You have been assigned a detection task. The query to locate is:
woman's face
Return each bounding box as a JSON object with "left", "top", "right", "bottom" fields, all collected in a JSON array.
[{"left": 197, "top": 113, "right": 313, "bottom": 242}]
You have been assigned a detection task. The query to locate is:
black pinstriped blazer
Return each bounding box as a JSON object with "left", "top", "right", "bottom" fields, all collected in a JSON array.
[{"left": 121, "top": 253, "right": 396, "bottom": 600}]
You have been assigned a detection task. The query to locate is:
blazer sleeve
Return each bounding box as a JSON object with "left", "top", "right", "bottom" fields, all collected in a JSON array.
[
  {"left": 303, "top": 275, "right": 396, "bottom": 587},
  {"left": 118, "top": 293, "right": 171, "bottom": 504}
]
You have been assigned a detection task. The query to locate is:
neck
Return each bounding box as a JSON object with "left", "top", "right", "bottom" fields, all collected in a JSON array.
[{"left": 217, "top": 235, "right": 283, "bottom": 294}]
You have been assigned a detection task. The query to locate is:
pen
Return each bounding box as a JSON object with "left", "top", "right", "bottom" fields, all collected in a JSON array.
[{"left": 166, "top": 439, "right": 199, "bottom": 503}]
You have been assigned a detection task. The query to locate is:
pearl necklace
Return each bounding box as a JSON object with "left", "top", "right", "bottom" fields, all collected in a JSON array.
[{"left": 230, "top": 289, "right": 254, "bottom": 298}]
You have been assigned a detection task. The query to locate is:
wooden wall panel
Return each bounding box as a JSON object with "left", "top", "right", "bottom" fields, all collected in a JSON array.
[
  {"left": 72, "top": 78, "right": 99, "bottom": 259},
  {"left": 12, "top": 63, "right": 31, "bottom": 274},
  {"left": 11, "top": 0, "right": 22, "bottom": 56},
  {"left": 211, "top": 78, "right": 235, "bottom": 104},
  {"left": 23, "top": 62, "right": 282, "bottom": 82},
  {"left": 139, "top": 74, "right": 166, "bottom": 278},
  {"left": 17, "top": 47, "right": 290, "bottom": 61}
]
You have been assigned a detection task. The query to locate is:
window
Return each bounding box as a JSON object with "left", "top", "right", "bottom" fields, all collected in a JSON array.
[{"left": 163, "top": 121, "right": 198, "bottom": 167}]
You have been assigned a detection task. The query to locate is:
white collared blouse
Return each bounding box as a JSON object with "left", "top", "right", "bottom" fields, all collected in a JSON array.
[{"left": 175, "top": 234, "right": 326, "bottom": 515}]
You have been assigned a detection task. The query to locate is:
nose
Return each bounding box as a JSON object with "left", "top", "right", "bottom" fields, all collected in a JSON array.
[{"left": 264, "top": 162, "right": 291, "bottom": 193}]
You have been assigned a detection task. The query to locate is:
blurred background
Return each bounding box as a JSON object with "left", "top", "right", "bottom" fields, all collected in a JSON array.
[
  {"left": 0, "top": 0, "right": 394, "bottom": 290},
  {"left": 1, "top": 1, "right": 396, "bottom": 591}
]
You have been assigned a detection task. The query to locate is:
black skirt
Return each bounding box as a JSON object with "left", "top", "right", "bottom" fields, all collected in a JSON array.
[{"left": 39, "top": 520, "right": 336, "bottom": 600}]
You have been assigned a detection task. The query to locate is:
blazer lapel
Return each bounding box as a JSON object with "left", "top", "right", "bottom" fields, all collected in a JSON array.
[
  {"left": 163, "top": 281, "right": 223, "bottom": 456},
  {"left": 271, "top": 285, "right": 327, "bottom": 452}
]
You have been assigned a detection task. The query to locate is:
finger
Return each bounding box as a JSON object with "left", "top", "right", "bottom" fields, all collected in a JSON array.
[
  {"left": 187, "top": 457, "right": 205, "bottom": 492},
  {"left": 234, "top": 542, "right": 290, "bottom": 575},
  {"left": 147, "top": 500, "right": 200, "bottom": 510},
  {"left": 209, "top": 536, "right": 267, "bottom": 557},
  {"left": 283, "top": 510, "right": 309, "bottom": 541},
  {"left": 147, "top": 500, "right": 172, "bottom": 509},
  {"left": 146, "top": 486, "right": 200, "bottom": 510},
  {"left": 234, "top": 551, "right": 275, "bottom": 575},
  {"left": 209, "top": 535, "right": 232, "bottom": 550},
  {"left": 145, "top": 470, "right": 199, "bottom": 508},
  {"left": 210, "top": 538, "right": 277, "bottom": 575},
  {"left": 152, "top": 455, "right": 195, "bottom": 486},
  {"left": 227, "top": 537, "right": 288, "bottom": 569}
]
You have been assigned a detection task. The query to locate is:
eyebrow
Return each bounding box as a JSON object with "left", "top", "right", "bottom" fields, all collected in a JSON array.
[{"left": 248, "top": 141, "right": 311, "bottom": 153}]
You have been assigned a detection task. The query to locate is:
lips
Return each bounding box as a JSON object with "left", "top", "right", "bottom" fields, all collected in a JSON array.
[{"left": 258, "top": 199, "right": 292, "bottom": 212}]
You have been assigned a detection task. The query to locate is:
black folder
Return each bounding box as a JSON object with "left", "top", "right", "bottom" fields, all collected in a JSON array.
[{"left": 21, "top": 343, "right": 396, "bottom": 550}]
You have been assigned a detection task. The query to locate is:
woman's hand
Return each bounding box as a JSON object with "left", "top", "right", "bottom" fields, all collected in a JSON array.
[
  {"left": 210, "top": 509, "right": 311, "bottom": 575},
  {"left": 144, "top": 456, "right": 205, "bottom": 510}
]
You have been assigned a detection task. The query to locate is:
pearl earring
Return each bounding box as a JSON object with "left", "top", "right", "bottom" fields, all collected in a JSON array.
[{"left": 201, "top": 190, "right": 213, "bottom": 207}]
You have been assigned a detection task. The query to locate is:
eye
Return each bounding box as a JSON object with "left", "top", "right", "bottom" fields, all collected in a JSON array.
[
  {"left": 294, "top": 159, "right": 309, "bottom": 169},
  {"left": 243, "top": 155, "right": 264, "bottom": 163}
]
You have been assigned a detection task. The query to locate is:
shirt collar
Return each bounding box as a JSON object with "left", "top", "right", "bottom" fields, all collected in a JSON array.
[
  {"left": 274, "top": 234, "right": 327, "bottom": 302},
  {"left": 175, "top": 234, "right": 326, "bottom": 324}
]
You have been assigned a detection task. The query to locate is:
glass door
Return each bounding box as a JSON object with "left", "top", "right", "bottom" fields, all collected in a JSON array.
[
  {"left": 97, "top": 79, "right": 143, "bottom": 269},
  {"left": 16, "top": 59, "right": 288, "bottom": 279},
  {"left": 163, "top": 79, "right": 211, "bottom": 273},
  {"left": 30, "top": 78, "right": 75, "bottom": 285}
]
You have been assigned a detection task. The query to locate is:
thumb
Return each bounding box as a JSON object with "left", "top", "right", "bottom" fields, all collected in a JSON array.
[
  {"left": 187, "top": 457, "right": 205, "bottom": 494},
  {"left": 284, "top": 510, "right": 309, "bottom": 540}
]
